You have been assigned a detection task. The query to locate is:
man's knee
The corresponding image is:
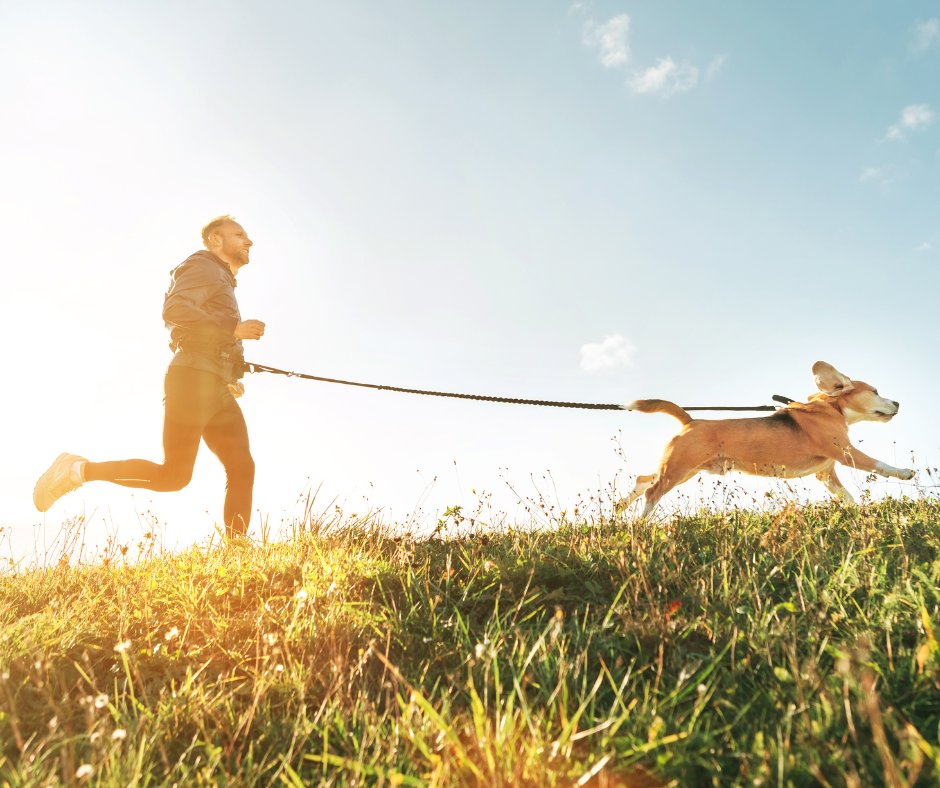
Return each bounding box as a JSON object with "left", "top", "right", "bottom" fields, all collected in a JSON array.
[
  {"left": 161, "top": 466, "right": 194, "bottom": 492},
  {"left": 227, "top": 454, "right": 255, "bottom": 485}
]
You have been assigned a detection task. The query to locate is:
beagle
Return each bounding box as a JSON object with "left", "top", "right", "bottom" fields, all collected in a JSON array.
[{"left": 618, "top": 361, "right": 914, "bottom": 518}]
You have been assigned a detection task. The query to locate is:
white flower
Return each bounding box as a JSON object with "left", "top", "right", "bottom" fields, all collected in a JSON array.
[
  {"left": 94, "top": 694, "right": 109, "bottom": 709},
  {"left": 114, "top": 639, "right": 132, "bottom": 653},
  {"left": 112, "top": 728, "right": 127, "bottom": 741},
  {"left": 164, "top": 627, "right": 180, "bottom": 641},
  {"left": 75, "top": 764, "right": 93, "bottom": 780}
]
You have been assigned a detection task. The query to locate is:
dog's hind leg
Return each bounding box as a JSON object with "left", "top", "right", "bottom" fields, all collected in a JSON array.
[
  {"left": 616, "top": 474, "right": 657, "bottom": 514},
  {"left": 637, "top": 437, "right": 708, "bottom": 519},
  {"left": 816, "top": 465, "right": 855, "bottom": 504},
  {"left": 639, "top": 469, "right": 698, "bottom": 519}
]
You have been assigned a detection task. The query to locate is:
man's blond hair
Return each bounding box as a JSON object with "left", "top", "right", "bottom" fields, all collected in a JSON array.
[{"left": 201, "top": 215, "right": 237, "bottom": 248}]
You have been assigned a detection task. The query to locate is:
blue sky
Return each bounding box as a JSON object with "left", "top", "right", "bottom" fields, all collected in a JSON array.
[{"left": 1, "top": 2, "right": 937, "bottom": 561}]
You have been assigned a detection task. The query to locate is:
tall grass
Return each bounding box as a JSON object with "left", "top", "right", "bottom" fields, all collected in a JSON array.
[{"left": 1, "top": 497, "right": 938, "bottom": 785}]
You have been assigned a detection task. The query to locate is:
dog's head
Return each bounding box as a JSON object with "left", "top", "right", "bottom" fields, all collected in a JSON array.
[{"left": 812, "top": 361, "right": 900, "bottom": 424}]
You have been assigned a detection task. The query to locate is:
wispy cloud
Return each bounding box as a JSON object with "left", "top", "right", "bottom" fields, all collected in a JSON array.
[
  {"left": 580, "top": 334, "right": 636, "bottom": 372},
  {"left": 582, "top": 14, "right": 631, "bottom": 69},
  {"left": 580, "top": 14, "right": 719, "bottom": 98},
  {"left": 629, "top": 57, "right": 699, "bottom": 96},
  {"left": 911, "top": 18, "right": 940, "bottom": 54},
  {"left": 884, "top": 104, "right": 934, "bottom": 141},
  {"left": 915, "top": 241, "right": 933, "bottom": 254},
  {"left": 858, "top": 165, "right": 893, "bottom": 187},
  {"left": 705, "top": 54, "right": 729, "bottom": 82}
]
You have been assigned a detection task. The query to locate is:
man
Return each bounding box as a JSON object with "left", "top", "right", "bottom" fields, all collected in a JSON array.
[{"left": 33, "top": 216, "right": 266, "bottom": 538}]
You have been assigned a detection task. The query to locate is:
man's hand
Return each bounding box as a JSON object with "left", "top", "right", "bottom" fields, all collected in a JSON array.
[
  {"left": 228, "top": 381, "right": 245, "bottom": 399},
  {"left": 234, "top": 319, "right": 266, "bottom": 340}
]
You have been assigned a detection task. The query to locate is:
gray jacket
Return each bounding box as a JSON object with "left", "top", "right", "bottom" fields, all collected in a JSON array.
[{"left": 163, "top": 251, "right": 244, "bottom": 382}]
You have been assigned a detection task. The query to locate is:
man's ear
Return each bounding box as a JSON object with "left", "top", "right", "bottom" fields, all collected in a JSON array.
[{"left": 812, "top": 361, "right": 854, "bottom": 395}]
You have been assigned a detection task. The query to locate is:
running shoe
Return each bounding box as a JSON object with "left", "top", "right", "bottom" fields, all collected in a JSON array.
[{"left": 33, "top": 453, "right": 86, "bottom": 512}]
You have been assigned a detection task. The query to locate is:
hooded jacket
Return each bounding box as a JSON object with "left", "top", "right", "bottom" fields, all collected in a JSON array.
[{"left": 163, "top": 250, "right": 244, "bottom": 382}]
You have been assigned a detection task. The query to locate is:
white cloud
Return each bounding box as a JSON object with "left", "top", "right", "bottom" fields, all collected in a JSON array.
[
  {"left": 705, "top": 54, "right": 728, "bottom": 82},
  {"left": 583, "top": 14, "right": 631, "bottom": 69},
  {"left": 858, "top": 165, "right": 892, "bottom": 186},
  {"left": 915, "top": 241, "right": 933, "bottom": 253},
  {"left": 628, "top": 57, "right": 699, "bottom": 96},
  {"left": 580, "top": 334, "right": 636, "bottom": 372},
  {"left": 884, "top": 103, "right": 934, "bottom": 141},
  {"left": 580, "top": 16, "right": 715, "bottom": 98},
  {"left": 912, "top": 18, "right": 940, "bottom": 54}
]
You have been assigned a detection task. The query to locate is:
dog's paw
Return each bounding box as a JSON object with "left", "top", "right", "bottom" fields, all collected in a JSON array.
[{"left": 898, "top": 468, "right": 916, "bottom": 481}]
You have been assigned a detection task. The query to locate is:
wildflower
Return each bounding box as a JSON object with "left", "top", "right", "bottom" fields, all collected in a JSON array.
[
  {"left": 75, "top": 764, "right": 93, "bottom": 780},
  {"left": 264, "top": 633, "right": 278, "bottom": 647},
  {"left": 164, "top": 627, "right": 180, "bottom": 641},
  {"left": 274, "top": 664, "right": 285, "bottom": 674},
  {"left": 474, "top": 643, "right": 486, "bottom": 660},
  {"left": 94, "top": 694, "right": 109, "bottom": 709},
  {"left": 90, "top": 731, "right": 102, "bottom": 744},
  {"left": 48, "top": 716, "right": 58, "bottom": 731},
  {"left": 112, "top": 728, "right": 127, "bottom": 741},
  {"left": 114, "top": 639, "right": 132, "bottom": 653},
  {"left": 664, "top": 600, "right": 682, "bottom": 621},
  {"left": 295, "top": 588, "right": 308, "bottom": 602}
]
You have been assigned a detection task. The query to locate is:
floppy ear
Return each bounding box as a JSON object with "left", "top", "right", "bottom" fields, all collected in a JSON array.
[{"left": 812, "top": 361, "right": 854, "bottom": 395}]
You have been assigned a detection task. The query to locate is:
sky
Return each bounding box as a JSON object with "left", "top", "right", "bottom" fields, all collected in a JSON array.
[{"left": 1, "top": 1, "right": 938, "bottom": 564}]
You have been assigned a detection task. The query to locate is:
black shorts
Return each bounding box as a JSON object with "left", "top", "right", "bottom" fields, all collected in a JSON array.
[{"left": 164, "top": 365, "right": 240, "bottom": 427}]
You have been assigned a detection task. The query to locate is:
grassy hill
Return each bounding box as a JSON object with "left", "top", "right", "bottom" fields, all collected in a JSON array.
[{"left": 1, "top": 498, "right": 939, "bottom": 786}]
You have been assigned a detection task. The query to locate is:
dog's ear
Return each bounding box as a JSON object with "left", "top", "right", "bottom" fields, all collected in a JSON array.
[{"left": 812, "top": 361, "right": 854, "bottom": 395}]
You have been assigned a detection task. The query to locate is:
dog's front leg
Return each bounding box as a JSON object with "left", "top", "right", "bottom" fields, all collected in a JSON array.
[
  {"left": 839, "top": 446, "right": 915, "bottom": 480},
  {"left": 815, "top": 465, "right": 855, "bottom": 502}
]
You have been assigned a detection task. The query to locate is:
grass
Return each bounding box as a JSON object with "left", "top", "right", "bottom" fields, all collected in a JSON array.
[{"left": 1, "top": 496, "right": 939, "bottom": 786}]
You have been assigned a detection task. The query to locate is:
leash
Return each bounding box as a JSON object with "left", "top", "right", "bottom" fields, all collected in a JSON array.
[{"left": 245, "top": 361, "right": 794, "bottom": 413}]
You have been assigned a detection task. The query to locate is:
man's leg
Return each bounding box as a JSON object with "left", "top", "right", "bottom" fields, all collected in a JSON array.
[
  {"left": 82, "top": 416, "right": 202, "bottom": 491},
  {"left": 201, "top": 398, "right": 254, "bottom": 537},
  {"left": 82, "top": 366, "right": 213, "bottom": 491}
]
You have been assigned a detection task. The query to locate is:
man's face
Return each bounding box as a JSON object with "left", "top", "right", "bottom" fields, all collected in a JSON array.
[{"left": 212, "top": 221, "right": 253, "bottom": 268}]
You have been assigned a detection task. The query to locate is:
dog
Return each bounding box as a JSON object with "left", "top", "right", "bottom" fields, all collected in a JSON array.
[{"left": 617, "top": 361, "right": 915, "bottom": 518}]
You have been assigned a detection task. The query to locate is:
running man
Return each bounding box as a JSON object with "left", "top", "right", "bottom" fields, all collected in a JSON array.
[{"left": 33, "top": 216, "right": 265, "bottom": 538}]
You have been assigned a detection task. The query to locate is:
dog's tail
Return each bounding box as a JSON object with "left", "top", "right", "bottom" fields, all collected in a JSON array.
[{"left": 625, "top": 399, "right": 694, "bottom": 425}]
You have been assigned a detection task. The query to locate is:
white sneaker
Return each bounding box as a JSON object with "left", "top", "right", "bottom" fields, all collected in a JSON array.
[{"left": 33, "top": 453, "right": 87, "bottom": 512}]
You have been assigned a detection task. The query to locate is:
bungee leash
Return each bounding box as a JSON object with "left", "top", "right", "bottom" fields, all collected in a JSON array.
[{"left": 244, "top": 361, "right": 795, "bottom": 413}]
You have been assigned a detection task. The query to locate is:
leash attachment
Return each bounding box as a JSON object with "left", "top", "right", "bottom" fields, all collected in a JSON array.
[{"left": 245, "top": 361, "right": 789, "bottom": 413}]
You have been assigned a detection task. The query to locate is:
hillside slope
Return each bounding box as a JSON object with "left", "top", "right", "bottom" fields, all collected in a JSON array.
[{"left": 2, "top": 499, "right": 939, "bottom": 785}]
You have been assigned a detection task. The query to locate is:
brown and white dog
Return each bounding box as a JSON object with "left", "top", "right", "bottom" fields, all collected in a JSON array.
[{"left": 618, "top": 361, "right": 915, "bottom": 518}]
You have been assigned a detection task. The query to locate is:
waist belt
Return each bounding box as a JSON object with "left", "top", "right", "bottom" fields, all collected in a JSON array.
[{"left": 173, "top": 343, "right": 239, "bottom": 360}]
